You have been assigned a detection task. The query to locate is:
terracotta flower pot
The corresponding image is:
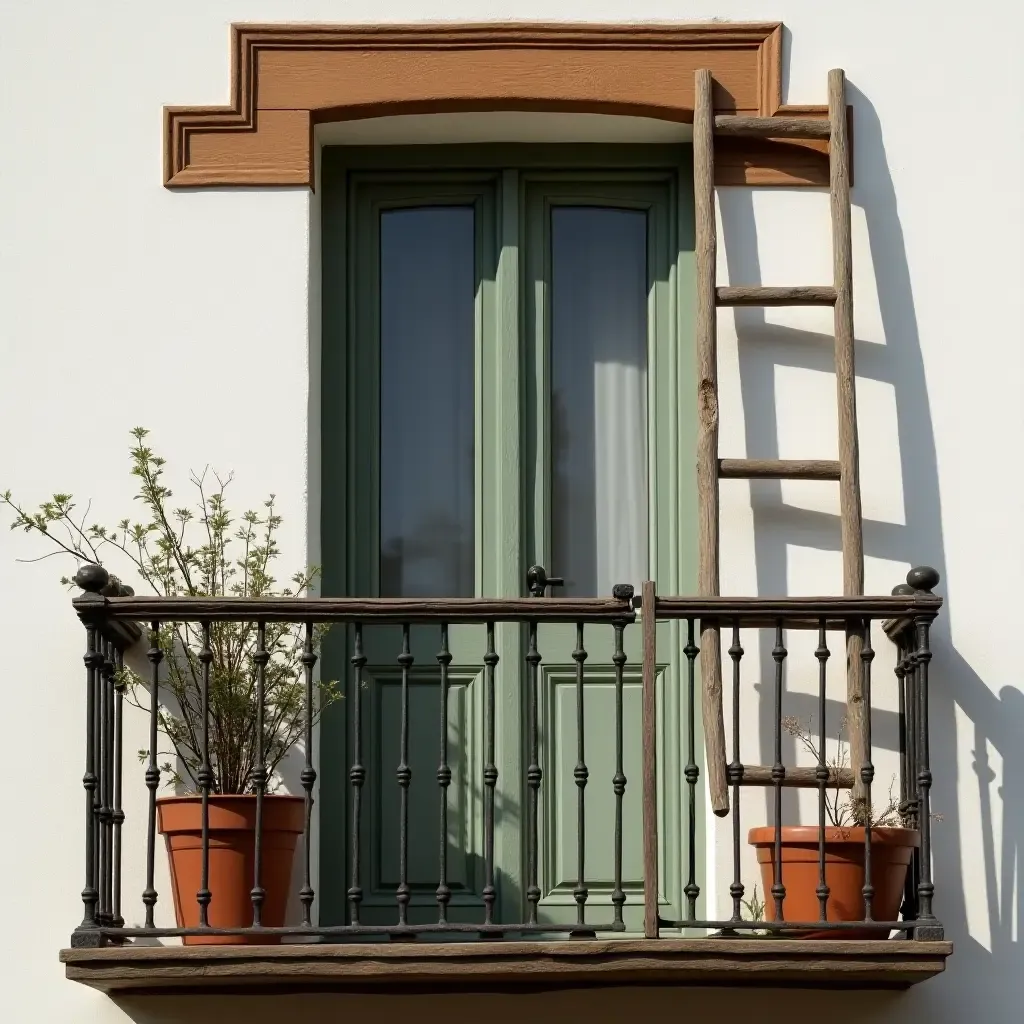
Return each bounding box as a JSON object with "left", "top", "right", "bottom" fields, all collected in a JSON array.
[
  {"left": 748, "top": 826, "right": 919, "bottom": 939},
  {"left": 157, "top": 794, "right": 305, "bottom": 945}
]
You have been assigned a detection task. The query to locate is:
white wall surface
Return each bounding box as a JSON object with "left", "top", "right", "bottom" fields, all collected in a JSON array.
[{"left": 1, "top": 1, "right": 1022, "bottom": 1021}]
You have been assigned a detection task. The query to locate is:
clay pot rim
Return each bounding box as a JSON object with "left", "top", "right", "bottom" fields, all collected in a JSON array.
[
  {"left": 748, "top": 825, "right": 920, "bottom": 847},
  {"left": 156, "top": 793, "right": 305, "bottom": 804}
]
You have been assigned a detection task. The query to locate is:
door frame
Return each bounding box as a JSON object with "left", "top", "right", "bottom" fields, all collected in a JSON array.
[{"left": 318, "top": 143, "right": 701, "bottom": 930}]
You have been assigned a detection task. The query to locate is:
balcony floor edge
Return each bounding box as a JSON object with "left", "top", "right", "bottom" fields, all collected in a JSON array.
[{"left": 61, "top": 938, "right": 952, "bottom": 994}]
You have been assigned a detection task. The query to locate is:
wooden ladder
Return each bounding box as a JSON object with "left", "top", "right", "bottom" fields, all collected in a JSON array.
[{"left": 694, "top": 69, "right": 866, "bottom": 816}]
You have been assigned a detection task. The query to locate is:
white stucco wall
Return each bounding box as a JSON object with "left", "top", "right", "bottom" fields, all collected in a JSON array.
[{"left": 1, "top": 1, "right": 1022, "bottom": 1021}]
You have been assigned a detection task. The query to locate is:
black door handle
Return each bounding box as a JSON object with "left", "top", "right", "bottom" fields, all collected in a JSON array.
[{"left": 526, "top": 564, "right": 565, "bottom": 597}]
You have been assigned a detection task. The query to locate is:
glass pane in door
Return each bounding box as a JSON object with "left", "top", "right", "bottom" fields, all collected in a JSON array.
[
  {"left": 550, "top": 207, "right": 649, "bottom": 597},
  {"left": 379, "top": 207, "right": 475, "bottom": 597}
]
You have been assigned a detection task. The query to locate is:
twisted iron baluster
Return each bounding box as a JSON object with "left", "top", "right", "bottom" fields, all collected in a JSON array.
[
  {"left": 815, "top": 621, "right": 831, "bottom": 921},
  {"left": 300, "top": 622, "right": 318, "bottom": 927},
  {"left": 79, "top": 621, "right": 102, "bottom": 932},
  {"left": 348, "top": 624, "right": 366, "bottom": 925},
  {"left": 96, "top": 639, "right": 112, "bottom": 927},
  {"left": 861, "top": 620, "right": 876, "bottom": 922},
  {"left": 482, "top": 622, "right": 499, "bottom": 927},
  {"left": 683, "top": 619, "right": 701, "bottom": 919},
  {"left": 396, "top": 624, "right": 413, "bottom": 927},
  {"left": 572, "top": 623, "right": 589, "bottom": 930},
  {"left": 611, "top": 622, "right": 627, "bottom": 930},
  {"left": 771, "top": 620, "right": 787, "bottom": 922},
  {"left": 525, "top": 621, "right": 542, "bottom": 926},
  {"left": 250, "top": 622, "right": 269, "bottom": 927},
  {"left": 728, "top": 620, "right": 744, "bottom": 924},
  {"left": 196, "top": 623, "right": 213, "bottom": 929},
  {"left": 111, "top": 648, "right": 126, "bottom": 930},
  {"left": 436, "top": 624, "right": 453, "bottom": 924},
  {"left": 142, "top": 622, "right": 162, "bottom": 929}
]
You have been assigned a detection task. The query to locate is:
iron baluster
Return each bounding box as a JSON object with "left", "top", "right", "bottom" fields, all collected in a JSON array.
[
  {"left": 572, "top": 622, "right": 590, "bottom": 930},
  {"left": 815, "top": 621, "right": 831, "bottom": 921},
  {"left": 196, "top": 622, "right": 213, "bottom": 928},
  {"left": 96, "top": 639, "right": 111, "bottom": 927},
  {"left": 916, "top": 613, "right": 937, "bottom": 930},
  {"left": 771, "top": 620, "right": 787, "bottom": 921},
  {"left": 250, "top": 621, "right": 269, "bottom": 927},
  {"left": 436, "top": 624, "right": 453, "bottom": 924},
  {"left": 300, "top": 622, "right": 317, "bottom": 927},
  {"left": 860, "top": 620, "right": 875, "bottom": 921},
  {"left": 728, "top": 620, "right": 744, "bottom": 923},
  {"left": 896, "top": 638, "right": 917, "bottom": 922},
  {"left": 111, "top": 647, "right": 125, "bottom": 930},
  {"left": 348, "top": 624, "right": 366, "bottom": 925},
  {"left": 683, "top": 618, "right": 700, "bottom": 920},
  {"left": 892, "top": 583, "right": 920, "bottom": 924},
  {"left": 396, "top": 624, "right": 413, "bottom": 927},
  {"left": 103, "top": 642, "right": 117, "bottom": 928},
  {"left": 143, "top": 621, "right": 162, "bottom": 929},
  {"left": 525, "top": 620, "right": 542, "bottom": 926},
  {"left": 611, "top": 620, "right": 628, "bottom": 930},
  {"left": 79, "top": 621, "right": 101, "bottom": 932},
  {"left": 482, "top": 621, "right": 499, "bottom": 927}
]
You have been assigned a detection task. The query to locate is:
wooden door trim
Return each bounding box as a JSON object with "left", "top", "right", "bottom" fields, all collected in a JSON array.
[{"left": 164, "top": 22, "right": 835, "bottom": 188}]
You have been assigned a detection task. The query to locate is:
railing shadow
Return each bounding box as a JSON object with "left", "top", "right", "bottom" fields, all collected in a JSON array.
[{"left": 719, "top": 79, "right": 1022, "bottom": 1018}]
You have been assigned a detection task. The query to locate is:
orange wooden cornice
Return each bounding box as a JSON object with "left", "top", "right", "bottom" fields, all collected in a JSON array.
[{"left": 164, "top": 22, "right": 835, "bottom": 188}]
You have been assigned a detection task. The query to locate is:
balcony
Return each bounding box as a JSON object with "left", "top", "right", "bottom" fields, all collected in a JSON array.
[{"left": 60, "top": 566, "right": 951, "bottom": 993}]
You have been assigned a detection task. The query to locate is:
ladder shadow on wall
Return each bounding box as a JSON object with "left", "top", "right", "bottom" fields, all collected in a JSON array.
[{"left": 719, "top": 79, "right": 1021, "bottom": 1017}]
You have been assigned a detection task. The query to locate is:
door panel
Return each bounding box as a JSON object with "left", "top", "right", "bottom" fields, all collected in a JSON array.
[
  {"left": 348, "top": 177, "right": 500, "bottom": 926},
  {"left": 524, "top": 177, "right": 687, "bottom": 931},
  {"left": 319, "top": 151, "right": 698, "bottom": 932}
]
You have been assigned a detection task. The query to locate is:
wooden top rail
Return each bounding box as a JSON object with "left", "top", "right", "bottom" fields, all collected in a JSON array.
[
  {"left": 73, "top": 593, "right": 638, "bottom": 625},
  {"left": 75, "top": 591, "right": 942, "bottom": 629},
  {"left": 641, "top": 593, "right": 942, "bottom": 627}
]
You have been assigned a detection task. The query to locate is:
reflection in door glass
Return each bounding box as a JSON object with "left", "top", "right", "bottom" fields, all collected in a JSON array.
[
  {"left": 380, "top": 207, "right": 475, "bottom": 597},
  {"left": 551, "top": 207, "right": 648, "bottom": 597}
]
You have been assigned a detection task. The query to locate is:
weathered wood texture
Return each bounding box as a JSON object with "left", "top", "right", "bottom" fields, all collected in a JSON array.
[
  {"left": 739, "top": 765, "right": 854, "bottom": 788},
  {"left": 718, "top": 458, "right": 842, "bottom": 480},
  {"left": 714, "top": 115, "right": 831, "bottom": 138},
  {"left": 641, "top": 580, "right": 659, "bottom": 938},
  {"left": 61, "top": 939, "right": 952, "bottom": 992},
  {"left": 693, "top": 69, "right": 729, "bottom": 818},
  {"left": 651, "top": 593, "right": 939, "bottom": 626},
  {"left": 716, "top": 285, "right": 836, "bottom": 306},
  {"left": 827, "top": 69, "right": 868, "bottom": 803},
  {"left": 76, "top": 594, "right": 636, "bottom": 625},
  {"left": 165, "top": 23, "right": 838, "bottom": 188}
]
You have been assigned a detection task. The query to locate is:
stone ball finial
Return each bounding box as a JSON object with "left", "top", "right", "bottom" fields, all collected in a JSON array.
[
  {"left": 75, "top": 563, "right": 110, "bottom": 593},
  {"left": 612, "top": 583, "right": 635, "bottom": 601},
  {"left": 907, "top": 566, "right": 940, "bottom": 593},
  {"left": 891, "top": 583, "right": 915, "bottom": 597}
]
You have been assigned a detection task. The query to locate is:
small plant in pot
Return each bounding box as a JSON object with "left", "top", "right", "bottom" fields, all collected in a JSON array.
[
  {"left": 747, "top": 717, "right": 928, "bottom": 940},
  {"left": 3, "top": 429, "right": 338, "bottom": 944}
]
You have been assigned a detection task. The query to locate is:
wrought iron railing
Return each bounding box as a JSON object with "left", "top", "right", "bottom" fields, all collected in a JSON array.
[{"left": 68, "top": 564, "right": 943, "bottom": 947}]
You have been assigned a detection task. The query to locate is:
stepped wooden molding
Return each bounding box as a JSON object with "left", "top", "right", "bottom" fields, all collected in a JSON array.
[{"left": 164, "top": 22, "right": 840, "bottom": 188}]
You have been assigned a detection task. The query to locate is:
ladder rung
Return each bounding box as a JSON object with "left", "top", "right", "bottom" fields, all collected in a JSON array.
[
  {"left": 716, "top": 285, "right": 837, "bottom": 307},
  {"left": 714, "top": 115, "right": 832, "bottom": 139},
  {"left": 740, "top": 766, "right": 854, "bottom": 789},
  {"left": 719, "top": 459, "right": 841, "bottom": 481}
]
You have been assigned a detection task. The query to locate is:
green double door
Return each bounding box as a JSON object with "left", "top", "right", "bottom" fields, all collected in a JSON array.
[{"left": 320, "top": 146, "right": 699, "bottom": 933}]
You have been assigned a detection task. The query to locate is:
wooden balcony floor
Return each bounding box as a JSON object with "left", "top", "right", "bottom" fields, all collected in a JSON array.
[{"left": 62, "top": 938, "right": 952, "bottom": 994}]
